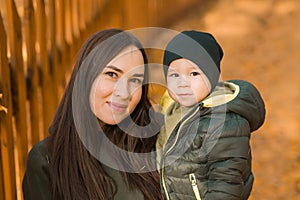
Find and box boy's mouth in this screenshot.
[177,93,193,97]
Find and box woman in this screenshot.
[22,29,164,200]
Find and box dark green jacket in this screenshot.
[22,139,144,200]
[157,80,265,200]
[22,137,51,200]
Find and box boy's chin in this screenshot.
[178,100,198,108]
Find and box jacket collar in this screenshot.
[202,81,240,108]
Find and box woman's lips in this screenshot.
[107,102,127,112]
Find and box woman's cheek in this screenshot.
[128,87,142,113]
[90,78,112,112]
[97,76,117,95]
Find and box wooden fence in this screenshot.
[0,0,199,199]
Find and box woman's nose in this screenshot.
[113,78,130,99]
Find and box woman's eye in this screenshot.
[105,71,118,78]
[190,72,200,76]
[130,78,143,84]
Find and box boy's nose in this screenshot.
[178,75,190,87]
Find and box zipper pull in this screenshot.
[189,173,202,200]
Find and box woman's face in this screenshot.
[89,46,145,125]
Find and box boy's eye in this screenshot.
[105,71,118,78]
[190,72,200,76]
[169,73,179,77]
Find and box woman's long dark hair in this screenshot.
[47,29,163,199]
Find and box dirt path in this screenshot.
[167,0,300,199]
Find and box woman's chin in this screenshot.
[98,115,129,126]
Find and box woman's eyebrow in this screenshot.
[105,65,123,73]
[106,65,144,77]
[132,73,144,77]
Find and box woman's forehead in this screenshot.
[104,46,145,74]
[110,46,141,62]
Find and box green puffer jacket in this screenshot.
[157,80,265,200]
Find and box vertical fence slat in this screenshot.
[24,0,40,146]
[36,0,56,137]
[64,0,74,74]
[55,0,69,89]
[70,0,79,63]
[72,0,80,40]
[48,0,59,101]
[78,0,86,35]
[6,0,28,187]
[55,0,63,55]
[0,12,17,200]
[73,0,84,60]
[57,0,71,77]
[0,150,4,200]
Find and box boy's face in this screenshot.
[167,58,211,107]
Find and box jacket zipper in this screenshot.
[189,173,201,200]
[161,107,200,200]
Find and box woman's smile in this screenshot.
[107,101,128,113]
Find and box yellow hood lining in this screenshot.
[202,82,240,108]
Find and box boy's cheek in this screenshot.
[167,80,177,89]
[167,88,178,101]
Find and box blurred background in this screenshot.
[0,0,299,199]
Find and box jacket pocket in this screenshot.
[189,173,202,200]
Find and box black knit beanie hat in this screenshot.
[163,30,224,92]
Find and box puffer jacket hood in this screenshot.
[202,80,265,132]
